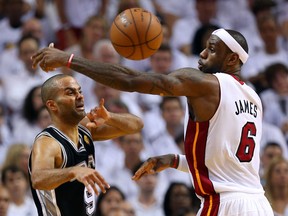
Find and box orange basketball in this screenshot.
[109,8,163,60]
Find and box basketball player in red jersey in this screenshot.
[31,29,273,215]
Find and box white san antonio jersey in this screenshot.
[184,73,264,198]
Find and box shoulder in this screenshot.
[33,134,61,153]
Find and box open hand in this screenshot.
[86,98,110,129]
[132,155,173,180]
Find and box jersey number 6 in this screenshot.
[236,122,256,162]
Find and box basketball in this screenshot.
[109,8,163,60]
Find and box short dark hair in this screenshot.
[226,29,249,55]
[17,34,40,49]
[264,63,288,88]
[160,96,183,110]
[41,74,70,105]
[1,165,27,184]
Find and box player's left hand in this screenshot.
[132,155,173,180]
[86,98,110,129]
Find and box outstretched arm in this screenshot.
[31,46,216,98]
[81,98,143,140]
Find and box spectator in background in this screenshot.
[163,182,200,216]
[241,14,288,93]
[264,157,288,216]
[12,105,51,146]
[0,35,55,129]
[260,142,284,185]
[0,17,49,80]
[260,63,288,142]
[130,162,164,216]
[261,120,288,159]
[0,0,25,53]
[145,97,184,157]
[170,0,223,55]
[1,166,37,216]
[54,0,108,50]
[0,104,13,166]
[21,17,47,47]
[95,186,126,216]
[0,184,10,216]
[1,144,30,178]
[242,0,278,56]
[106,132,147,200]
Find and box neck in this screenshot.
[138,192,156,206]
[53,120,79,145]
[166,124,182,138]
[125,156,141,171]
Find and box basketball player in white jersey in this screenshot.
[31,28,274,215]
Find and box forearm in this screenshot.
[105,113,143,133]
[71,57,139,91]
[70,57,174,95]
[31,167,75,190]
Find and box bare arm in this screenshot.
[80,99,143,140]
[31,47,217,98]
[31,136,109,195]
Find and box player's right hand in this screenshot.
[31,43,69,72]
[72,166,110,195]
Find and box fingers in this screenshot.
[31,43,54,70]
[132,160,156,180]
[81,170,110,196]
[32,52,45,69]
[99,98,105,107]
[93,172,110,194]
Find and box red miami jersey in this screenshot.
[184,73,264,198]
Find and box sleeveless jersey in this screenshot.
[28,125,96,216]
[184,73,264,199]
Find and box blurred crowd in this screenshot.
[0,0,288,215]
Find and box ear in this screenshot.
[46,100,57,112]
[227,53,239,66]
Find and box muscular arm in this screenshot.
[81,113,143,141]
[31,136,109,194]
[70,58,214,98]
[32,48,217,98]
[80,98,143,140]
[31,136,74,190]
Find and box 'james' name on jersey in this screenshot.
[234,99,258,118]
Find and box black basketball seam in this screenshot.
[112,18,135,58]
[129,8,144,59]
[146,26,162,50]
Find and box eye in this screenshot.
[209,47,215,52]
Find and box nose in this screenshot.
[76,91,84,100]
[199,48,207,59]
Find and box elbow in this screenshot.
[31,173,50,190]
[31,177,42,189]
